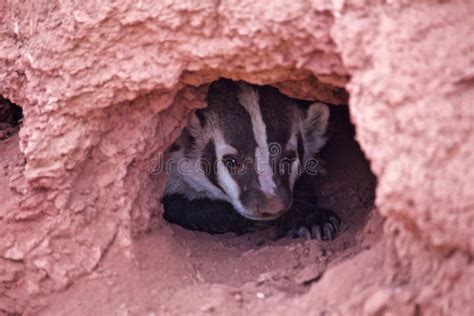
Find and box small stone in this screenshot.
[26,280,40,295]
[3,247,25,261]
[294,264,325,284]
[364,289,392,315]
[71,200,86,213]
[234,293,243,302]
[54,192,70,209]
[106,278,115,286]
[256,292,266,299]
[88,272,100,280]
[200,303,216,313]
[256,273,270,285]
[195,272,204,282]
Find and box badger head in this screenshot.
[166,79,329,221]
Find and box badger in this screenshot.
[162,79,340,240]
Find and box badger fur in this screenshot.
[162,79,340,239]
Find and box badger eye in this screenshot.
[223,155,238,170]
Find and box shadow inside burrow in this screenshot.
[0,96,23,141]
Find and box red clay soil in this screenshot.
[1,1,473,315]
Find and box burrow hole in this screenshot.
[0,96,23,141]
[158,79,376,247]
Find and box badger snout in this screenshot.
[240,189,289,220]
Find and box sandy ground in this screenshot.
[1,106,382,315]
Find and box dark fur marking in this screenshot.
[297,132,305,163]
[258,85,294,197]
[169,143,181,152]
[258,85,293,148]
[205,79,260,193]
[201,140,224,193]
[162,194,267,235]
[206,79,258,154]
[195,109,207,127]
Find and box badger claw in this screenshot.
[323,222,334,241]
[329,216,341,234]
[311,226,322,241]
[287,210,341,241]
[297,227,312,240]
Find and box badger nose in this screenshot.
[240,189,286,218]
[260,197,285,216]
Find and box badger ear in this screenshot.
[303,102,330,157]
[171,110,205,152]
[186,110,204,139]
[304,102,330,136]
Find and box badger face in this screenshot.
[165,79,329,221]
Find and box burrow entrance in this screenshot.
[116,81,379,313]
[0,78,378,314]
[0,96,23,141]
[158,80,376,248]
[31,80,380,315]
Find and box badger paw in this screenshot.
[286,209,341,241]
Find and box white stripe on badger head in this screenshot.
[285,132,297,151]
[212,129,247,214]
[238,83,276,195]
[289,159,300,189]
